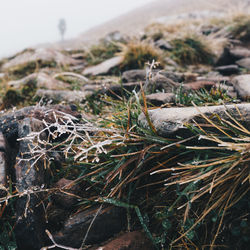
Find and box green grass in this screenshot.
[85,42,121,66]
[170,36,214,65]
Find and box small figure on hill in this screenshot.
[58,18,66,42]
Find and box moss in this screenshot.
[85,42,121,66]
[170,37,214,65]
[2,79,37,109]
[21,79,37,98]
[9,60,56,78]
[2,89,24,108]
[119,42,163,71]
[55,75,82,90]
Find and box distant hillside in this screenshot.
[57,0,245,49]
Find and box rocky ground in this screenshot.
[0,7,250,250]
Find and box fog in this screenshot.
[0,0,154,57]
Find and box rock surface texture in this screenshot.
[139,103,250,136]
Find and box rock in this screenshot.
[83,56,123,76]
[197,75,231,85]
[229,47,250,60]
[8,72,70,90]
[47,207,70,232]
[150,73,179,93]
[52,178,83,209]
[121,69,146,83]
[138,103,250,136]
[215,65,239,75]
[184,81,216,90]
[0,105,81,147]
[236,58,250,70]
[121,69,183,83]
[155,39,173,50]
[0,133,9,197]
[102,31,127,43]
[146,93,175,105]
[159,71,184,82]
[14,117,48,250]
[95,231,154,250]
[232,74,250,100]
[35,89,91,103]
[105,82,141,96]
[53,206,126,248]
[2,48,78,74]
[215,47,235,66]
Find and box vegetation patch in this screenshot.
[170,36,214,65]
[229,15,250,42]
[119,41,163,71]
[8,60,56,78]
[85,41,121,66]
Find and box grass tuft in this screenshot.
[170,36,214,65]
[118,41,163,71]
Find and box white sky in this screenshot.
[0,0,154,58]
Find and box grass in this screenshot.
[229,14,250,41]
[118,41,163,71]
[1,8,250,249]
[85,41,121,66]
[170,36,214,65]
[175,84,235,106]
[6,84,244,249]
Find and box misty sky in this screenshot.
[0,0,154,58]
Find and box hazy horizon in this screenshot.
[0,0,154,58]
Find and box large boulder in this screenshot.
[138,103,250,136]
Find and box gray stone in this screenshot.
[155,39,173,50]
[96,231,154,250]
[215,47,235,66]
[146,93,175,105]
[15,118,48,250]
[82,56,123,76]
[53,206,126,248]
[230,47,250,60]
[138,103,250,136]
[215,65,239,75]
[8,72,70,90]
[121,69,146,83]
[232,74,250,100]
[236,58,250,70]
[35,89,91,103]
[149,73,179,93]
[0,132,8,196]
